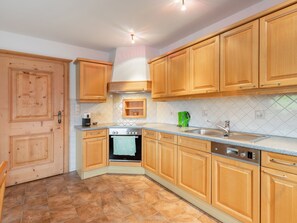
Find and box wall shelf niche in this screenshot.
[122,99,146,118]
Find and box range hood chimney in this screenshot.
[108,46,158,93]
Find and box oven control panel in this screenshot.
[109,127,142,135]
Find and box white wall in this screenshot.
[159,0,286,54]
[0,30,111,62]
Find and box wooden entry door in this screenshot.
[0,51,69,186]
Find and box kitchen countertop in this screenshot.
[75,123,297,157]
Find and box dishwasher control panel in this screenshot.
[211,142,260,164]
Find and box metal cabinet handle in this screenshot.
[270,158,296,167]
[239,85,256,89]
[58,111,62,124]
[262,170,287,178]
[88,131,102,135]
[260,82,281,87]
[162,136,172,139]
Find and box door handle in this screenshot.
[270,158,296,167]
[262,170,287,178]
[58,111,62,124]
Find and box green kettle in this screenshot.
[178,111,191,127]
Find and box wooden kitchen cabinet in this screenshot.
[150,57,168,98]
[189,36,220,94]
[260,3,297,88]
[76,129,107,179]
[167,48,190,96]
[212,155,260,223]
[177,146,211,203]
[83,137,107,170]
[158,141,177,184]
[220,20,259,91]
[261,167,297,223]
[75,58,112,103]
[261,152,297,223]
[142,136,158,174]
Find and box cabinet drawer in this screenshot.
[143,129,158,139]
[262,151,297,175]
[178,136,211,153]
[83,129,107,139]
[159,132,177,144]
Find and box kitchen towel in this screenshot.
[113,136,136,156]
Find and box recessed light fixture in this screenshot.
[181,0,187,11]
[131,33,135,44]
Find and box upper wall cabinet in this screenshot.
[260,4,297,88]
[168,48,190,96]
[150,57,168,98]
[74,58,112,103]
[189,36,220,94]
[220,20,259,91]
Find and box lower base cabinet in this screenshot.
[143,137,158,173]
[158,141,177,184]
[261,151,297,223]
[212,155,260,223]
[76,129,107,177]
[177,146,211,203]
[83,136,107,170]
[261,167,297,223]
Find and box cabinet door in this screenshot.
[177,146,211,203]
[150,57,167,98]
[83,137,107,170]
[220,20,259,91]
[260,4,297,88]
[212,155,260,223]
[168,48,190,96]
[143,137,158,173]
[190,36,219,94]
[158,142,177,184]
[78,61,107,101]
[261,167,297,223]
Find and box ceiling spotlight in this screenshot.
[131,33,135,44]
[181,0,187,11]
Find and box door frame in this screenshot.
[0,49,71,173]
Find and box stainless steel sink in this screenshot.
[185,128,267,142]
[185,128,224,136]
[220,132,267,142]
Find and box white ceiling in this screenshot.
[0,0,263,52]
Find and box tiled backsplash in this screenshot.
[157,94,297,138]
[69,93,297,171]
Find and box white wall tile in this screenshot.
[69,93,297,171]
[156,94,297,138]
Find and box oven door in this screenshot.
[109,135,142,161]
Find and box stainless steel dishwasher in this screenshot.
[211,142,261,223]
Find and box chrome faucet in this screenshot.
[216,120,230,136]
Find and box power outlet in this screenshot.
[255,110,265,119]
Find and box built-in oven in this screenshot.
[109,127,142,162]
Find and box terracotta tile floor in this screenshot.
[2,172,221,223]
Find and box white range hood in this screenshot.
[108,45,158,93]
